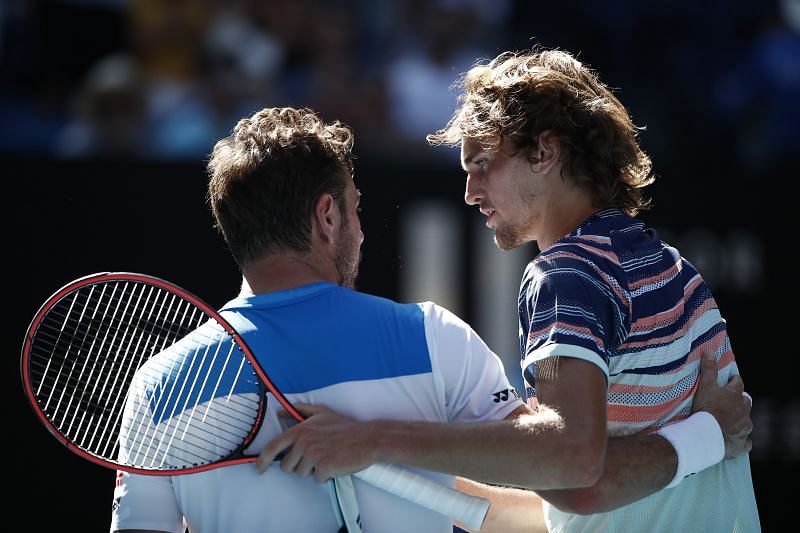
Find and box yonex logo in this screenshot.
[492,388,520,402]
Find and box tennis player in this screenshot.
[259,48,760,532]
[110,106,530,533]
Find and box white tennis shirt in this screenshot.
[111,283,523,533]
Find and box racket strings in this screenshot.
[31,282,200,456]
[91,286,192,457]
[121,389,261,468]
[28,279,264,469]
[123,332,261,468]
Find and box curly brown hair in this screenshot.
[208,107,355,268]
[428,48,654,215]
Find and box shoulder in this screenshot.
[417,301,471,331]
[521,240,631,312]
[316,287,426,325]
[538,236,619,269]
[523,240,613,290]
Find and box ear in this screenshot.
[312,192,340,244]
[531,129,561,174]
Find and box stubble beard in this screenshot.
[494,190,538,251]
[336,248,361,288]
[494,223,526,251]
[335,223,361,289]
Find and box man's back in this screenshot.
[112,282,522,532]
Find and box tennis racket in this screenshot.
[21,272,489,531]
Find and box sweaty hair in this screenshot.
[207,107,354,268]
[428,48,654,215]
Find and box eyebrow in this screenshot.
[461,149,484,171]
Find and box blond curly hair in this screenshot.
[428,48,654,215]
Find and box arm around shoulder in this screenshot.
[536,352,744,514]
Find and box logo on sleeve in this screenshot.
[492,388,520,403]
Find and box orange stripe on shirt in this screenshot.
[628,259,682,291]
[608,385,695,423]
[623,297,719,349]
[538,249,629,305]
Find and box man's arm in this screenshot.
[258,401,603,489]
[455,477,547,533]
[440,352,752,521]
[258,353,751,509]
[535,431,675,514]
[538,351,752,514]
[258,328,608,490]
[448,428,675,528]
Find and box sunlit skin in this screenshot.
[335,183,364,288]
[460,132,597,252]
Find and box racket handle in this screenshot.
[354,463,489,531]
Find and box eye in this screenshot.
[476,159,488,168]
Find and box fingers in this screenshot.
[277,443,305,473]
[313,466,331,484]
[294,402,326,418]
[277,408,295,419]
[298,459,331,484]
[257,403,337,474]
[260,440,332,484]
[698,351,719,386]
[742,391,753,407]
[725,374,745,395]
[257,431,325,480]
[275,403,328,422]
[256,431,296,473]
[283,449,332,484]
[293,454,318,478]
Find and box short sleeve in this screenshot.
[421,302,524,422]
[111,367,185,532]
[520,259,626,391]
[110,470,185,533]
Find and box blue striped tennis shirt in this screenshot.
[519,209,760,532]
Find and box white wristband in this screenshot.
[656,411,725,489]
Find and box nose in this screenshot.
[464,173,483,206]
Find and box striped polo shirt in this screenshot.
[519,209,760,532]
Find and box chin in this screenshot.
[494,232,524,251]
[494,222,535,250]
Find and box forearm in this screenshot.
[539,410,726,514]
[455,477,547,533]
[537,434,675,514]
[369,409,602,490]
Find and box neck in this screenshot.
[240,252,337,295]
[536,175,600,251]
[545,205,599,249]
